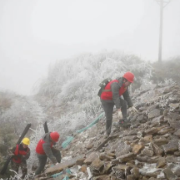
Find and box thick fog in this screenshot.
[0,0,180,95]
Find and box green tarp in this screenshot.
[61,112,104,149]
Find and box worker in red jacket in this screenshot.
[100,72,138,137]
[35,132,61,175]
[11,137,30,179]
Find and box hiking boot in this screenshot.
[113,121,121,128]
[119,120,130,128]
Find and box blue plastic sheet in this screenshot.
[51,168,71,178]
[61,136,74,149]
[62,176,69,180]
[76,112,104,133]
[51,171,63,178]
[61,112,104,149]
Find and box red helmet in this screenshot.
[50,132,60,142]
[123,72,134,83]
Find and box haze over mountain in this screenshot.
[0,0,180,95]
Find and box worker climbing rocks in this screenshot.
[100,72,138,137]
[10,137,30,179]
[35,131,61,175]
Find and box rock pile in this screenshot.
[37,84,180,180]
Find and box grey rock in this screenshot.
[163,168,176,180]
[148,109,161,119]
[162,139,178,154]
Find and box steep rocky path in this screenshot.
[36,84,180,180]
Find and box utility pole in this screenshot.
[155,0,171,62]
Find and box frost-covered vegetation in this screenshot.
[152,57,180,85]
[36,51,153,128]
[0,92,46,178]
[0,51,180,179]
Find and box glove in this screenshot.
[117,109,122,119]
[130,106,138,113]
[55,163,60,166]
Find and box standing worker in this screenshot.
[11,137,30,179]
[100,72,138,137]
[35,132,61,175]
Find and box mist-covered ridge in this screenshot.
[0,51,180,179]
[36,52,153,126]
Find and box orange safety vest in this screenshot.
[12,144,29,163]
[36,139,53,155]
[101,79,127,100]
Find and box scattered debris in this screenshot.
[36,84,180,180]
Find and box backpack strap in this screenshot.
[102,78,123,93]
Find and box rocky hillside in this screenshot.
[35,83,180,180]
[1,54,180,180]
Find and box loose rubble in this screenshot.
[36,84,180,180]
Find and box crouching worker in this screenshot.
[11,137,30,179]
[35,132,61,175]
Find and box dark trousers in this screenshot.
[101,98,127,135]
[11,160,27,179]
[35,148,61,175]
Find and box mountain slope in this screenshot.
[38,83,180,180]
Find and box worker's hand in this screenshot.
[55,163,60,166]
[117,109,122,119]
[130,106,138,113]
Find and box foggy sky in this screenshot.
[0,0,180,95]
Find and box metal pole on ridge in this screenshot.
[155,0,172,62]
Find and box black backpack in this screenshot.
[97,78,112,97]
